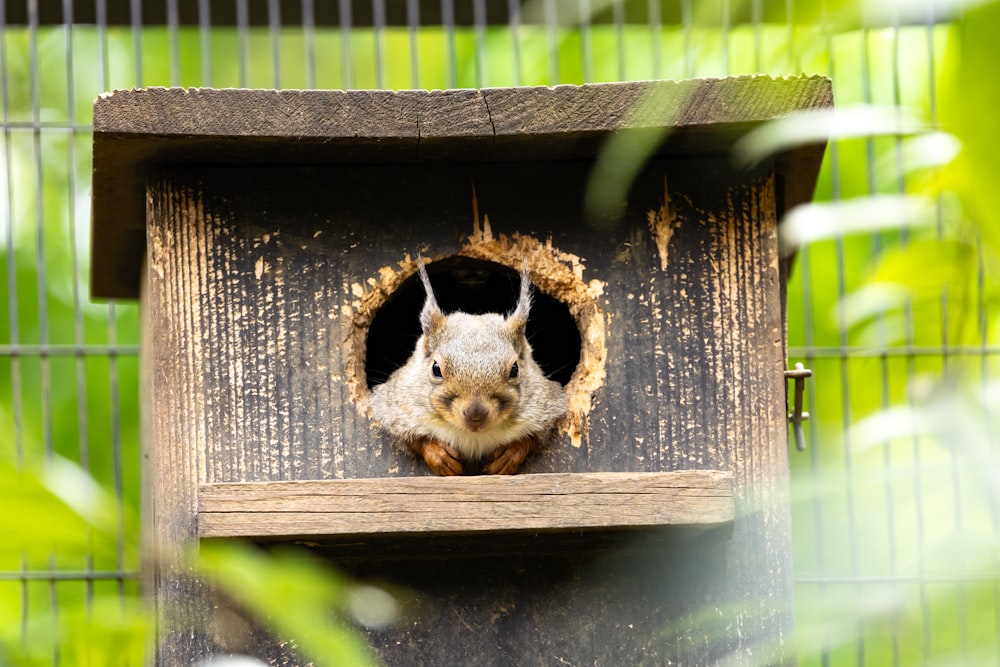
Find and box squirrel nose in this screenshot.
[463,400,490,430]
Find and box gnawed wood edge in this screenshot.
[198,470,734,538]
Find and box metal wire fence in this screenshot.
[1,1,994,665]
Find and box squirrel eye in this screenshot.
[431,361,443,379]
[509,361,519,380]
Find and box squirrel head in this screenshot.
[415,259,532,435]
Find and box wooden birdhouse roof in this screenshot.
[90,75,832,299]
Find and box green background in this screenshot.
[2,1,998,664]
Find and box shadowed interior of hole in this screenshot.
[365,256,582,389]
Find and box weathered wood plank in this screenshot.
[93,87,495,141]
[484,75,831,136]
[94,78,832,141]
[145,180,222,663]
[202,469,732,498]
[197,471,735,538]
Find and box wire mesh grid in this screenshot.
[0,1,994,665]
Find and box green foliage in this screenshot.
[0,459,145,666]
[0,457,134,567]
[198,543,385,667]
[768,2,1000,665]
[2,2,1000,665]
[944,1,1000,267]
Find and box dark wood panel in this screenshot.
[143,153,795,664]
[144,158,784,477]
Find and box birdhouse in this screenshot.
[91,76,832,666]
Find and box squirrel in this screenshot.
[369,259,567,475]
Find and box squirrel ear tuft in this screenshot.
[507,261,532,338]
[417,258,445,340]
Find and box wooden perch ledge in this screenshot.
[197,470,734,539]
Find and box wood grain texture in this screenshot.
[131,75,832,667]
[143,155,796,665]
[197,471,734,538]
[92,76,832,298]
[144,182,233,663]
[94,78,830,140]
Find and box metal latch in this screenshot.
[785,363,812,452]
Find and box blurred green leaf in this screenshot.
[870,238,973,292]
[584,83,701,225]
[0,457,131,568]
[584,125,669,226]
[54,596,147,667]
[781,195,935,250]
[198,543,384,667]
[0,593,146,667]
[837,282,911,331]
[0,458,145,665]
[943,1,1000,262]
[837,238,977,344]
[848,0,990,28]
[733,105,926,168]
[888,132,961,173]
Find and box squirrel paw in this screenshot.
[408,437,463,476]
[482,437,539,475]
